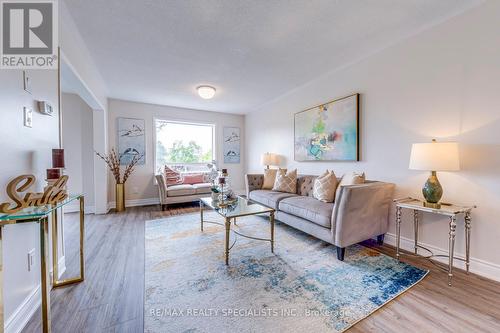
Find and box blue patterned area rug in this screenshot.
[145,212,428,333]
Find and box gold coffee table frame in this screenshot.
[199,196,275,265]
[0,195,85,333]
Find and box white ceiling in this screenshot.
[64,0,482,114]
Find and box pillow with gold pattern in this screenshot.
[262,168,287,190]
[272,169,297,194]
[313,170,339,203]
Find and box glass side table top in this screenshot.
[201,196,274,218]
[394,197,476,216]
[0,194,83,222]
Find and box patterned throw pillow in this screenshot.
[313,170,338,203]
[335,171,366,201]
[272,169,297,194]
[164,166,183,186]
[262,168,287,190]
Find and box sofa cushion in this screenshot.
[192,182,212,194]
[167,184,196,197]
[279,196,334,228]
[249,190,298,209]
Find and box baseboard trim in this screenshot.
[107,191,245,211]
[384,233,500,282]
[5,285,41,333]
[64,203,95,214]
[58,255,66,279]
[108,197,160,210]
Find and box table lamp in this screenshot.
[409,139,460,209]
[261,153,279,169]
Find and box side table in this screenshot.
[0,194,85,333]
[394,197,476,286]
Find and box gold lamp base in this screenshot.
[423,201,441,209]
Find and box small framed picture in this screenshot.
[23,71,32,94]
[24,107,33,128]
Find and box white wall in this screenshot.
[107,99,245,204]
[61,93,95,210]
[0,69,60,328]
[245,1,500,280]
[0,3,109,331]
[60,0,109,214]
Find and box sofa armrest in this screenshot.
[155,174,168,204]
[245,174,264,197]
[332,181,395,248]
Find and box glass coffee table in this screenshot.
[199,196,275,265]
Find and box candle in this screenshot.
[47,168,61,180]
[52,149,65,168]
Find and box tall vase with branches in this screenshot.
[96,148,143,212]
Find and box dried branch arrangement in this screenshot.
[95,148,143,183]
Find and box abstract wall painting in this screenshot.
[118,117,146,165]
[294,93,359,161]
[223,127,240,163]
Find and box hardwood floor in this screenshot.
[23,203,500,332]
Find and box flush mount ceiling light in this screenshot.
[197,85,216,99]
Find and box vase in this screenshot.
[115,183,125,212]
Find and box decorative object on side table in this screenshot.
[0,175,69,214]
[409,139,460,209]
[96,148,143,212]
[47,148,67,191]
[394,197,475,286]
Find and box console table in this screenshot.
[394,197,476,286]
[0,194,85,333]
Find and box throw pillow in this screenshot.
[335,171,366,200]
[182,173,204,185]
[313,170,338,203]
[272,169,297,194]
[262,168,287,190]
[164,166,183,186]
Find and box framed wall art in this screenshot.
[117,117,146,165]
[223,127,240,163]
[294,93,359,161]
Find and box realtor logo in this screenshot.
[1,0,58,68]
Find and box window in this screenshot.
[155,119,214,173]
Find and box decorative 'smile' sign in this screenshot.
[0,175,69,214]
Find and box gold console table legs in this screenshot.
[0,216,52,333]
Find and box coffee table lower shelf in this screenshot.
[199,197,275,265]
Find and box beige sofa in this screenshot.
[245,174,395,260]
[156,174,212,210]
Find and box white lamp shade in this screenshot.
[409,142,460,171]
[261,153,279,166]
